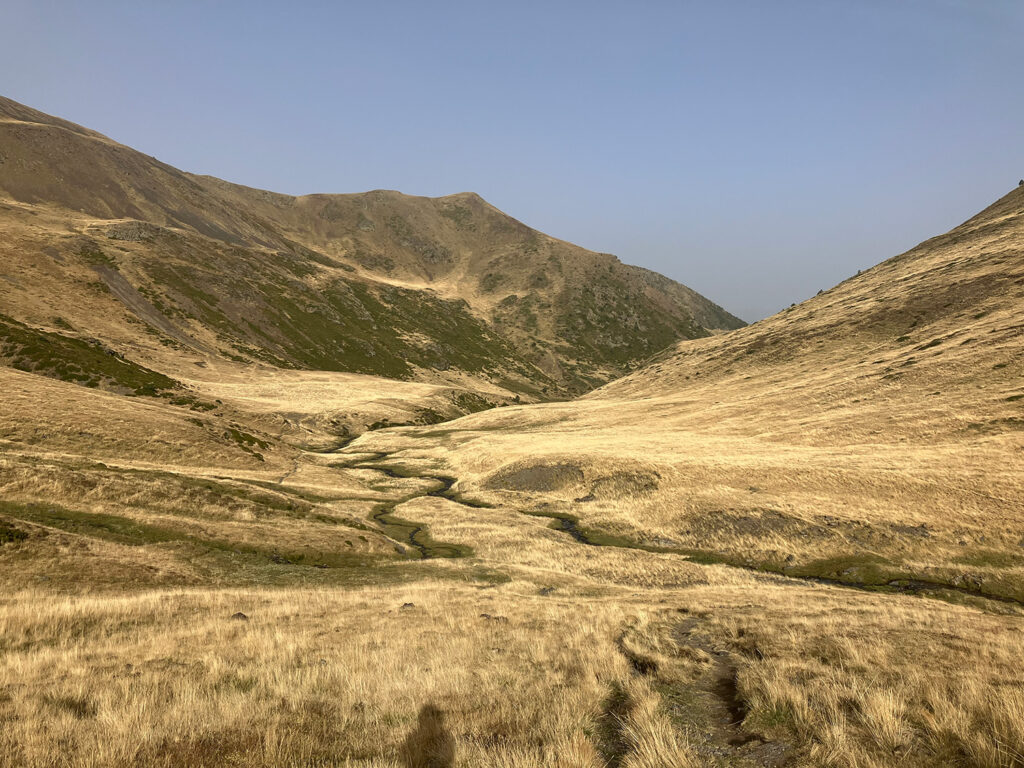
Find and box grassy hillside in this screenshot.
[0,313,178,396]
[0,94,742,398]
[1,355,1021,767]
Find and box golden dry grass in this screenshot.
[4,368,1020,766]
[1,578,1022,767]
[1,107,1023,765]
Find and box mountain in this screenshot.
[0,94,743,416]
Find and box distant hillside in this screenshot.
[0,94,743,401]
[597,183,1024,410]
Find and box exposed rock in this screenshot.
[891,522,931,538]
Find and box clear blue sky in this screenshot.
[3,1,1022,321]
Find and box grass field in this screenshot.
[1,344,1022,766]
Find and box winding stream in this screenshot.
[331,452,487,559]
[330,448,1024,608]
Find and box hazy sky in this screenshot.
[3,1,1022,321]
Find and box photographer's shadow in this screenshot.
[401,703,455,768]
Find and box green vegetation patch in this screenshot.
[0,520,28,545]
[224,427,269,450]
[141,245,541,380]
[552,270,708,368]
[79,246,119,271]
[0,313,179,396]
[952,548,1024,569]
[93,464,330,519]
[0,500,377,570]
[371,505,472,560]
[439,203,475,230]
[782,553,896,585]
[1,502,183,547]
[520,509,672,553]
[518,509,1024,605]
[452,391,497,414]
[167,394,218,411]
[385,214,452,264]
[414,407,447,425]
[479,272,506,293]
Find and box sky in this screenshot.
[2,1,1023,321]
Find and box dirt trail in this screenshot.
[659,617,792,766]
[593,681,634,768]
[603,619,791,767]
[673,619,749,739]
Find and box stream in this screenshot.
[329,448,1024,609]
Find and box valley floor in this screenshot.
[2,406,1022,768]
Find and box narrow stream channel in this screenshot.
[330,448,1024,608]
[332,452,483,559]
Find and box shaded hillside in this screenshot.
[195,182,745,389]
[0,95,743,396]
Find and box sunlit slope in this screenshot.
[0,95,742,396]
[596,184,1024,430]
[354,185,1024,598]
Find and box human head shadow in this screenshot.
[401,703,455,768]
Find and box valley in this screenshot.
[0,96,1022,768]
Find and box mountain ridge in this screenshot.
[0,94,743,405]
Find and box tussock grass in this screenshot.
[2,581,1022,766]
[0,585,645,767]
